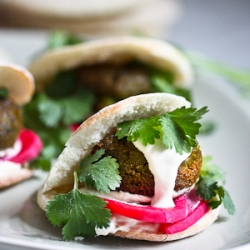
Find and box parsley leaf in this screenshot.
[196,156,235,215]
[46,172,111,240]
[78,149,121,193]
[116,106,208,154]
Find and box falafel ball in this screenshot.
[0,98,22,150]
[92,131,202,197]
[76,63,151,102]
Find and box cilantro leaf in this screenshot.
[46,172,111,241]
[23,95,72,170]
[223,189,236,216]
[199,155,226,183]
[151,75,192,102]
[47,30,83,50]
[116,106,208,154]
[38,94,63,127]
[0,87,8,99]
[29,157,51,171]
[78,149,121,193]
[45,70,77,98]
[184,50,250,97]
[196,179,220,203]
[196,156,235,215]
[160,114,191,154]
[23,87,95,168]
[60,89,95,126]
[199,120,217,135]
[116,116,161,146]
[37,90,95,128]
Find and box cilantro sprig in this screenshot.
[46,149,120,240]
[46,172,111,240]
[116,106,208,154]
[196,156,235,215]
[37,90,95,127]
[23,83,95,170]
[78,149,121,193]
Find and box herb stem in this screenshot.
[73,171,79,190]
[185,50,250,92]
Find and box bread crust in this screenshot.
[29,36,193,92]
[0,64,34,105]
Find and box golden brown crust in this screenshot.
[0,64,35,105]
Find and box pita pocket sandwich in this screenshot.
[37,93,234,242]
[0,64,42,188]
[26,36,194,161]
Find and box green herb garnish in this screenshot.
[116,106,208,154]
[47,30,83,50]
[151,75,192,102]
[199,120,217,135]
[23,84,95,170]
[46,172,111,240]
[196,156,235,215]
[0,87,8,99]
[78,149,121,193]
[184,50,250,97]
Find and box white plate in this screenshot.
[0,76,250,250]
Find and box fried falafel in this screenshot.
[0,97,22,150]
[92,130,202,197]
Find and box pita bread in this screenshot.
[0,162,33,189]
[37,93,220,241]
[0,64,35,188]
[0,1,181,38]
[112,207,220,241]
[0,0,143,19]
[29,36,193,92]
[0,64,35,105]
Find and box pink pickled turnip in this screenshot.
[105,189,203,224]
[8,129,42,164]
[160,200,209,234]
[105,195,187,223]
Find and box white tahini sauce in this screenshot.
[0,161,22,178]
[95,214,160,236]
[133,139,190,208]
[0,139,22,159]
[79,187,152,204]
